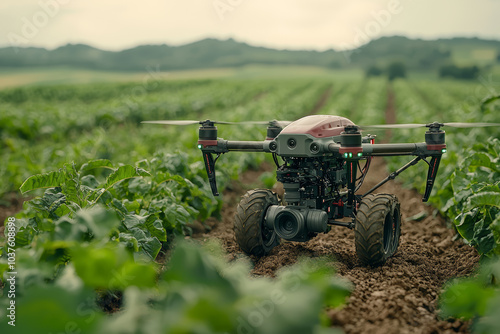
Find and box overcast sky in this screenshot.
[0,0,499,51]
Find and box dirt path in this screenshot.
[384,83,396,142]
[311,84,333,114]
[195,84,480,334]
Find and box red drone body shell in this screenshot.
[280,115,355,138]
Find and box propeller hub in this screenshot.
[343,125,361,134]
[340,125,362,152]
[199,122,217,141]
[426,122,444,132]
[200,120,216,127]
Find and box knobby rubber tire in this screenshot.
[354,193,401,266]
[234,189,281,257]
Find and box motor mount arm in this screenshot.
[226,141,266,151]
[328,142,432,156]
[198,139,267,196]
[328,131,446,202]
[198,138,266,152]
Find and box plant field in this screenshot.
[1,73,499,333]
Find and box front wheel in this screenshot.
[354,193,401,266]
[234,189,281,257]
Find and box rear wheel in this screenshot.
[354,194,401,266]
[234,189,281,256]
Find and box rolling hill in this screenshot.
[0,36,498,72]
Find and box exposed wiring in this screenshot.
[355,157,372,192]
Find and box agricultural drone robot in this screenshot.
[144,115,498,265]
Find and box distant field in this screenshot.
[2,65,499,91]
[0,66,365,90]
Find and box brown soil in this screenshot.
[0,193,27,232]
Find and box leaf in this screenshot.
[122,199,141,213]
[118,233,139,252]
[440,280,495,319]
[467,192,500,209]
[28,188,66,218]
[111,198,129,215]
[472,183,500,194]
[129,227,162,260]
[0,285,101,334]
[277,258,352,309]
[71,244,157,289]
[104,165,139,189]
[455,210,478,241]
[54,217,88,242]
[480,94,500,111]
[145,215,167,242]
[471,216,496,256]
[81,174,100,188]
[137,237,161,260]
[14,218,38,247]
[74,207,121,240]
[79,159,114,172]
[96,287,163,334]
[62,177,80,207]
[467,153,500,173]
[162,241,230,288]
[475,294,500,334]
[490,216,500,255]
[93,166,151,204]
[128,177,151,196]
[154,171,188,188]
[123,214,144,229]
[20,169,68,194]
[0,261,9,278]
[405,211,428,222]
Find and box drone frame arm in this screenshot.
[200,138,444,201]
[329,141,445,202]
[359,154,442,202]
[362,156,422,198]
[226,141,266,151]
[198,139,266,153]
[328,142,430,156]
[198,139,267,196]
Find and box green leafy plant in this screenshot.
[441,138,500,256]
[440,258,500,334]
[1,238,351,334]
[8,155,218,263]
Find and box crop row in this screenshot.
[0,78,336,197]
[390,80,499,254]
[389,80,500,332]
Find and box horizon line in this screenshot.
[1,34,499,53]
